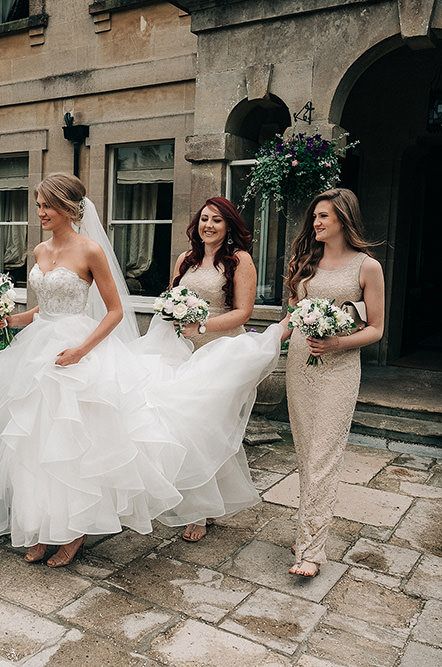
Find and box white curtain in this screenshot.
[0,191,27,270]
[0,0,17,22]
[116,183,158,278]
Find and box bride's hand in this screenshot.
[279,314,292,342]
[55,347,84,366]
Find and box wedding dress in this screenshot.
[0,247,281,546]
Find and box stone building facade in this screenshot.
[1,0,441,369]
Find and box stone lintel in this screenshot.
[0,129,48,153]
[0,54,196,108]
[173,0,373,34]
[185,132,254,162]
[398,0,438,48]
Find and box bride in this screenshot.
[0,173,282,567]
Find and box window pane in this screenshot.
[230,165,286,306]
[0,154,28,288]
[113,222,171,297]
[0,0,29,23]
[111,143,174,297]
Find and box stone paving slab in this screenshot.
[219,539,347,603]
[0,549,91,614]
[392,498,442,556]
[158,525,253,568]
[324,576,422,631]
[369,465,429,493]
[57,586,176,648]
[251,467,286,491]
[220,587,326,654]
[296,656,346,667]
[214,501,285,532]
[20,628,156,666]
[107,554,254,622]
[347,566,401,590]
[404,554,442,600]
[322,610,408,648]
[250,441,298,475]
[340,446,394,484]
[263,474,413,526]
[399,641,442,667]
[91,530,162,565]
[0,599,66,663]
[410,598,442,647]
[343,538,420,576]
[149,618,292,666]
[306,625,401,666]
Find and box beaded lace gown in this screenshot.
[286,253,367,565]
[0,264,281,545]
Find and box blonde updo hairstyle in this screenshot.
[34,173,86,225]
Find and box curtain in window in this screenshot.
[116,183,158,278]
[0,0,18,22]
[0,191,27,269]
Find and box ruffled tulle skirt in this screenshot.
[0,313,281,546]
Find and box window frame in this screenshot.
[0,151,29,304]
[107,141,174,313]
[226,159,283,315]
[0,0,47,37]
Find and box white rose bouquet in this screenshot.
[0,273,16,349]
[288,297,355,366]
[153,286,210,337]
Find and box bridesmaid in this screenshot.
[172,196,257,541]
[281,188,384,577]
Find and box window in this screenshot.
[0,154,28,289]
[227,160,286,307]
[108,141,174,301]
[0,0,28,23]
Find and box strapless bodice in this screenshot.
[29,264,90,316]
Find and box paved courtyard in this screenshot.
[1,428,441,666]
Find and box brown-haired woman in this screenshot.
[281,188,384,577]
[172,196,258,541]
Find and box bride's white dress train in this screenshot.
[0,264,281,546]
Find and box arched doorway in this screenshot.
[336,43,442,369]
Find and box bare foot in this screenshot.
[289,560,320,577]
[182,523,207,542]
[24,543,47,563]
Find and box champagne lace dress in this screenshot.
[286,253,367,565]
[179,264,245,349]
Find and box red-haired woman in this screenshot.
[172,197,258,541]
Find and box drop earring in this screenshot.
[227,231,234,245]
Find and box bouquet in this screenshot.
[0,273,16,349]
[288,298,355,366]
[153,286,209,337]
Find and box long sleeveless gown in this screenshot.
[0,264,281,545]
[154,263,260,524]
[286,253,367,565]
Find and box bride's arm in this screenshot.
[55,244,123,366]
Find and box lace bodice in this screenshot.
[180,264,230,316]
[179,263,245,349]
[29,264,90,315]
[298,253,366,304]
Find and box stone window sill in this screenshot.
[89,0,160,15]
[0,12,48,36]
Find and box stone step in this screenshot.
[351,409,442,448]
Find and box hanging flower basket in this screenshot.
[242,132,358,212]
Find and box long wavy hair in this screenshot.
[173,197,252,308]
[287,188,374,299]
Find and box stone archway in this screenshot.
[329,41,442,368]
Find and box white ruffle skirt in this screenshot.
[0,313,281,546]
